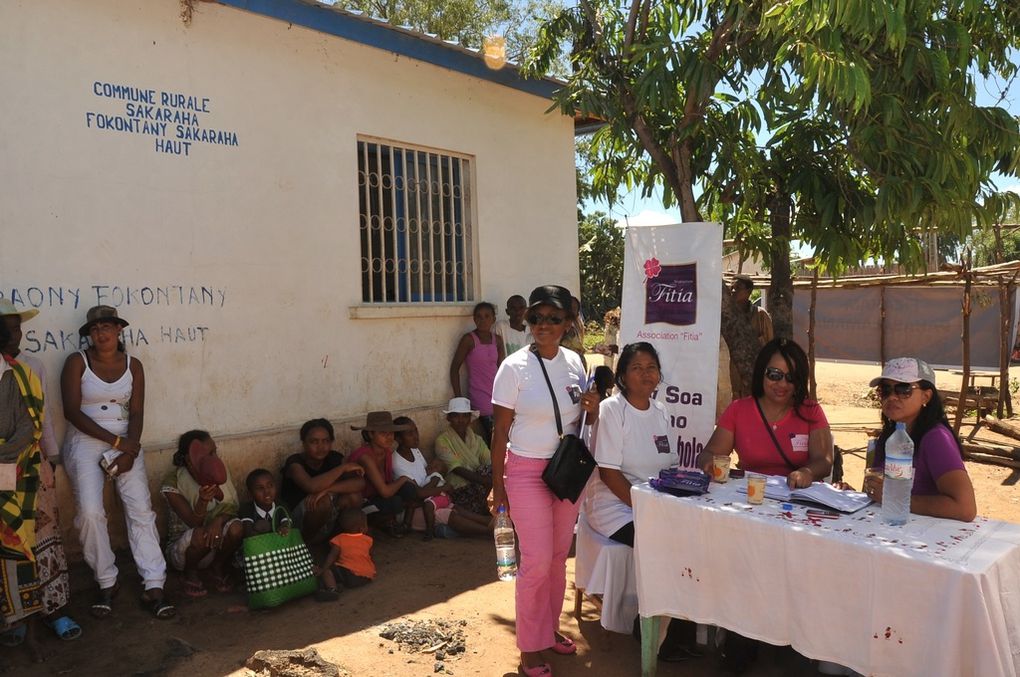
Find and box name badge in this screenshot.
[566,384,582,404]
[653,435,672,454]
[790,434,809,454]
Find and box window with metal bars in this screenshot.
[358,138,474,303]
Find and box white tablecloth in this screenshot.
[632,481,1020,677]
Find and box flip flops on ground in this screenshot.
[0,624,26,647]
[143,595,177,619]
[183,579,208,598]
[90,582,120,619]
[44,616,82,641]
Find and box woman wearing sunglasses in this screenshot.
[861,358,976,522]
[490,285,600,677]
[698,338,833,673]
[698,338,833,489]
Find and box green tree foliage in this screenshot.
[527,1,1020,357]
[336,0,564,66]
[578,211,625,323]
[969,202,1020,265]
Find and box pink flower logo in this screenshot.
[644,257,661,279]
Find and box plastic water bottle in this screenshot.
[882,423,914,526]
[494,505,517,581]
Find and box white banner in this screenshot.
[620,222,722,469]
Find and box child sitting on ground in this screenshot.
[238,468,291,537]
[160,430,243,597]
[393,416,493,540]
[316,509,375,601]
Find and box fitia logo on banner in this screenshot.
[644,258,697,325]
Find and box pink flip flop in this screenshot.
[549,635,577,655]
[519,663,552,676]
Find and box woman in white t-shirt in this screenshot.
[587,342,699,661]
[490,285,599,677]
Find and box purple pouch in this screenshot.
[650,468,711,496]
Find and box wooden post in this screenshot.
[879,286,887,366]
[998,279,1010,418]
[953,254,973,436]
[808,269,818,401]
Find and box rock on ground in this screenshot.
[245,648,349,677]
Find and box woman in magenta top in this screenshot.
[699,338,833,488]
[449,301,505,444]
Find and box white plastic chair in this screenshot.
[573,512,638,634]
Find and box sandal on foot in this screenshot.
[518,663,552,677]
[550,635,577,655]
[90,583,119,619]
[314,587,340,602]
[0,624,26,647]
[44,616,82,641]
[211,574,233,593]
[144,595,177,619]
[183,579,208,598]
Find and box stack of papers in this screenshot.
[737,475,872,513]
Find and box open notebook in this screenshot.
[737,475,873,513]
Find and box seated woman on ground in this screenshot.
[315,509,376,601]
[281,419,365,544]
[239,468,291,537]
[160,430,243,597]
[393,416,492,540]
[862,357,977,522]
[349,411,419,537]
[434,397,492,518]
[587,343,698,661]
[697,337,833,488]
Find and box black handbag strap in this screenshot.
[754,398,797,471]
[532,345,564,437]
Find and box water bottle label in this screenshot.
[885,458,913,480]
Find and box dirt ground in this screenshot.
[4,361,1017,677]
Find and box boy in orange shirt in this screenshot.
[316,509,375,600]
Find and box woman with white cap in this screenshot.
[862,357,976,522]
[60,306,173,619]
[434,396,492,517]
[490,285,600,677]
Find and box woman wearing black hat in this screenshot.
[490,285,600,676]
[60,306,174,619]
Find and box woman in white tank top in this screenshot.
[60,306,174,620]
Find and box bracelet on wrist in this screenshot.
[112,436,121,450]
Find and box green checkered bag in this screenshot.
[242,507,317,609]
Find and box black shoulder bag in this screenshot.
[754,399,798,472]
[533,346,595,503]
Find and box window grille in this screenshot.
[358,138,474,303]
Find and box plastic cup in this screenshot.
[746,474,765,504]
[711,455,731,483]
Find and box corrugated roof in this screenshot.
[216,0,565,100]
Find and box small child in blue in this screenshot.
[238,468,291,538]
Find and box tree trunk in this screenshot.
[767,191,794,339]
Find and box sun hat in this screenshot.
[350,411,412,432]
[78,305,129,337]
[0,299,39,322]
[442,397,479,418]
[187,438,227,500]
[868,357,937,387]
[527,285,572,312]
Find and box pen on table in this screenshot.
[806,509,840,519]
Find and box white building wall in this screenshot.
[0,0,578,554]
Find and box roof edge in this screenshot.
[214,0,563,100]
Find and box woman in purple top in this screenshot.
[449,302,505,444]
[862,357,977,522]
